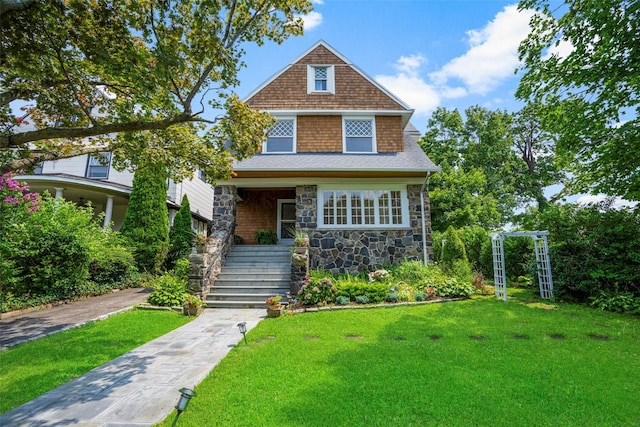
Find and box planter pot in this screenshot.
[195,244,206,254]
[266,306,283,318]
[183,304,203,317]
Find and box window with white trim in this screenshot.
[307,65,335,94]
[264,118,295,153]
[344,118,376,153]
[86,152,111,179]
[319,188,408,228]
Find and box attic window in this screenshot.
[307,65,334,94]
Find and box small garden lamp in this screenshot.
[171,387,196,427]
[237,321,248,345]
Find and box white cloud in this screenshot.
[543,38,575,60]
[300,11,323,31]
[312,0,324,4]
[375,54,440,116]
[430,5,534,95]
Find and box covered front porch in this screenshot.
[233,187,296,245]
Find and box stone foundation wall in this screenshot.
[296,184,433,275]
[189,186,238,295]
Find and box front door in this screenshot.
[277,199,296,244]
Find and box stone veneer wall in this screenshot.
[296,184,433,275]
[189,186,238,295]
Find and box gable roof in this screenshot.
[244,40,414,116]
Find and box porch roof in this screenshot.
[232,124,439,174]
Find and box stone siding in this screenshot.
[296,185,433,275]
[189,186,237,295]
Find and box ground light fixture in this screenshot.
[171,387,196,427]
[237,321,248,345]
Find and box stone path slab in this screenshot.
[0,308,265,426]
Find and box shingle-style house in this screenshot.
[213,41,439,274]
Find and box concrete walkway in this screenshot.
[0,307,265,426]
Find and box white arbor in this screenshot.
[490,231,554,301]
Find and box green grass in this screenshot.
[0,309,190,414]
[161,294,640,426]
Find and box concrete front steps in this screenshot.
[206,245,291,309]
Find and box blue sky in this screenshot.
[235,0,535,133]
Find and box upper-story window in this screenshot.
[343,118,376,153]
[307,65,334,94]
[86,152,111,179]
[264,118,296,153]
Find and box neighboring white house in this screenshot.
[18,153,213,234]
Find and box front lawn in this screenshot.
[0,309,190,414]
[161,295,640,426]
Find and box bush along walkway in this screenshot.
[0,308,264,426]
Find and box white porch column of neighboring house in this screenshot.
[103,195,114,228]
[54,187,65,199]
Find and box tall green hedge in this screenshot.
[120,162,169,273]
[167,194,193,269]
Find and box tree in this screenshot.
[511,102,565,211]
[420,107,519,229]
[166,194,194,269]
[119,162,169,273]
[517,0,639,201]
[0,0,312,179]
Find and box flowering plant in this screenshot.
[1,172,40,218]
[368,268,391,283]
[265,295,282,307]
[297,276,337,306]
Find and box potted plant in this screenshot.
[183,294,204,316]
[193,233,211,253]
[293,228,309,247]
[265,295,283,318]
[254,229,278,245]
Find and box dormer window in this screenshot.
[307,65,334,94]
[264,118,296,153]
[343,118,376,153]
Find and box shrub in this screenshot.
[166,194,194,269]
[355,295,370,304]
[335,295,350,305]
[390,260,429,284]
[393,282,414,301]
[441,226,471,280]
[147,274,187,307]
[589,290,640,314]
[88,234,136,289]
[383,293,399,303]
[298,276,336,306]
[335,280,388,304]
[459,226,492,276]
[434,278,476,298]
[120,162,169,273]
[524,201,640,302]
[414,292,427,302]
[173,258,191,283]
[254,229,278,245]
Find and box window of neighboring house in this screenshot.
[318,188,408,228]
[198,169,206,182]
[264,118,295,153]
[307,65,335,94]
[33,162,43,174]
[343,118,376,153]
[86,152,111,179]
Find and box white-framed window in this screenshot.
[86,152,111,179]
[198,169,206,182]
[264,118,296,153]
[307,65,335,94]
[318,187,408,228]
[343,117,376,153]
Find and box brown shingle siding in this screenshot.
[246,46,407,111]
[375,116,404,152]
[297,116,342,152]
